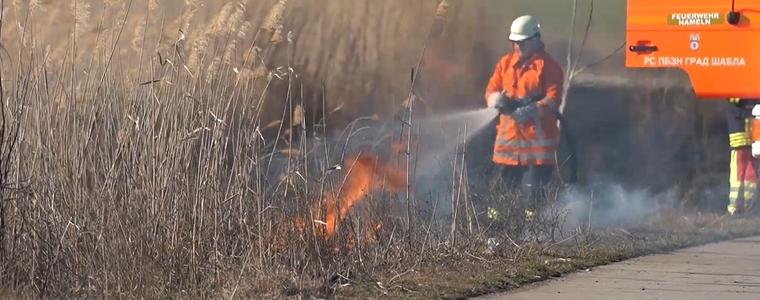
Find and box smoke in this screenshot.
[555,178,678,229]
[406,108,499,214]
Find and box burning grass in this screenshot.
[321,153,406,239]
[0,1,482,297]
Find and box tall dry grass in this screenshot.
[0,0,732,297]
[0,1,574,298]
[2,0,492,121]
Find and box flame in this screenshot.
[322,153,405,238]
[391,138,406,155]
[391,137,418,157]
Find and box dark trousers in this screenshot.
[498,165,554,205]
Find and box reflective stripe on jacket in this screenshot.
[726,98,760,148]
[484,50,564,166]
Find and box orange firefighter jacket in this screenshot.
[484,50,564,166]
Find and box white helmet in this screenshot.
[509,15,540,42]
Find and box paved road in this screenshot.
[476,236,760,300]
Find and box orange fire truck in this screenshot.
[626,0,760,214]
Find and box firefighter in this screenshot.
[484,15,564,204]
[726,97,760,215]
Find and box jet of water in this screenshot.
[419,107,498,143]
[410,108,498,205]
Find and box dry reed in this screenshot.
[0,0,723,298]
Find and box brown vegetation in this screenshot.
[0,0,737,298]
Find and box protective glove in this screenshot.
[487,92,508,109]
[753,104,760,117]
[488,92,525,114]
[512,102,538,124]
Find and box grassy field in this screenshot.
[335,215,760,299]
[0,0,741,298]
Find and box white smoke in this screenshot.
[556,179,678,229]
